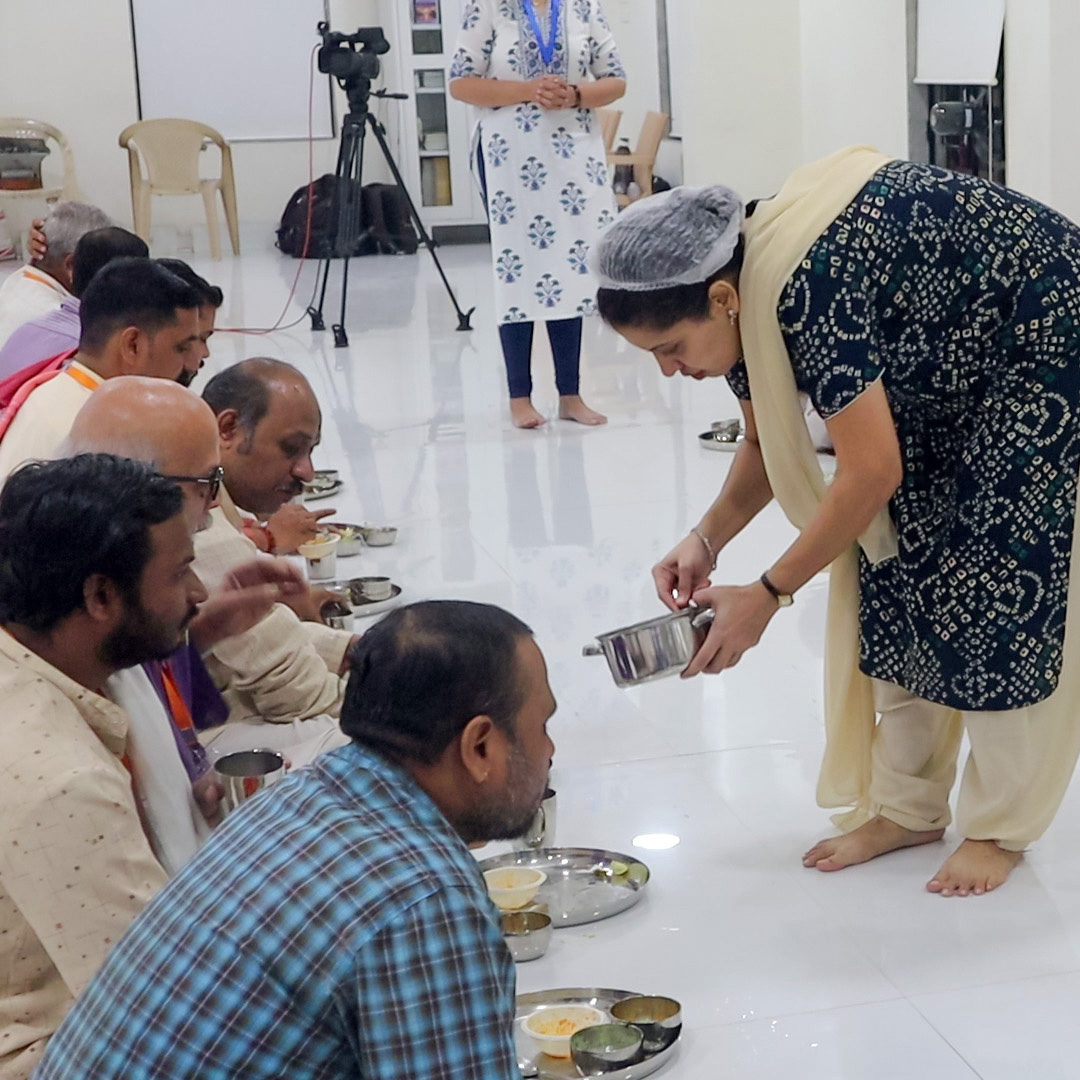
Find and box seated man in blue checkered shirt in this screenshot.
[36,600,557,1080]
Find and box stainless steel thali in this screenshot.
[479,848,649,927]
[516,987,680,1080]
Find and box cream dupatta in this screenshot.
[739,146,899,826]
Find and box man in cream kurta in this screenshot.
[0,632,167,1079]
[195,359,355,761]
[194,487,351,765]
[0,455,209,1078]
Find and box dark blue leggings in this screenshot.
[477,141,583,399]
[498,318,582,399]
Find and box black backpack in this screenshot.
[276,175,418,259]
[362,183,419,255]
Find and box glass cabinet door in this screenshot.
[414,68,452,207]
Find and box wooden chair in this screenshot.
[596,108,622,152]
[606,110,669,207]
[118,119,240,259]
[0,118,80,207]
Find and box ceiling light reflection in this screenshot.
[632,832,681,850]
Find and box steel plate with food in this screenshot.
[478,848,649,927]
[515,988,681,1080]
[302,470,344,502]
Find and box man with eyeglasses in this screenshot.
[64,378,309,873]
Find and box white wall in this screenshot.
[681,0,804,197]
[681,0,907,198]
[1005,0,1080,223]
[799,0,909,163]
[0,0,384,230]
[600,0,662,149]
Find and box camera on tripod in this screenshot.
[317,22,390,92]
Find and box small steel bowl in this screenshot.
[583,608,714,688]
[609,995,682,1053]
[360,524,398,547]
[320,597,354,631]
[500,910,552,962]
[328,523,364,557]
[570,1022,644,1074]
[350,575,392,602]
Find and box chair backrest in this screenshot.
[596,108,622,152]
[0,117,78,198]
[118,118,227,194]
[633,111,670,163]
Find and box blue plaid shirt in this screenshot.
[35,743,519,1079]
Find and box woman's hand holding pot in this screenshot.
[653,534,714,611]
[681,583,778,676]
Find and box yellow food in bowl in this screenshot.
[523,1005,607,1059]
[532,1017,587,1037]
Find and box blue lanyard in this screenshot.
[522,0,561,68]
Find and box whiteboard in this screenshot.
[130,0,335,141]
[915,0,1005,85]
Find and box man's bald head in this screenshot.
[65,377,220,530]
[201,358,321,517]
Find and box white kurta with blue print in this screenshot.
[450,0,625,324]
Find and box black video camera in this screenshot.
[317,22,390,86]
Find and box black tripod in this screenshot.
[307,83,475,347]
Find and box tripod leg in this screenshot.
[331,113,369,349]
[308,257,330,331]
[367,115,475,331]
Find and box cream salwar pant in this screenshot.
[863,550,1080,851]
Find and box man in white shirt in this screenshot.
[0,202,110,348]
[64,377,317,867]
[0,257,202,483]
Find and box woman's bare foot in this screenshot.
[803,815,945,872]
[926,839,1023,897]
[558,395,607,426]
[510,397,546,429]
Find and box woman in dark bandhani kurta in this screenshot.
[591,148,1080,898]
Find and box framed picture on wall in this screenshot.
[413,1,440,24]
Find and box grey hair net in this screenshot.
[590,185,745,291]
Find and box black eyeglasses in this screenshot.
[163,465,224,504]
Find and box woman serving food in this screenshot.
[592,147,1080,898]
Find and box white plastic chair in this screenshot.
[0,118,80,207]
[606,111,670,207]
[596,108,622,153]
[118,118,240,259]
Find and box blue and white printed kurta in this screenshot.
[450,0,625,324]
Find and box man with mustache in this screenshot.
[0,455,206,1078]
[0,258,202,484]
[194,358,356,751]
[37,601,557,1080]
[64,377,309,873]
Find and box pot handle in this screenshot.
[582,643,604,658]
[690,608,715,630]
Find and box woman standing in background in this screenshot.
[450,0,625,428]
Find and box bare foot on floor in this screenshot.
[803,815,945,872]
[558,395,607,426]
[510,398,547,429]
[926,839,1023,897]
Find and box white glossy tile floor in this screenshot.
[30,230,1080,1076]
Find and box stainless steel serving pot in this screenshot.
[583,607,714,687]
